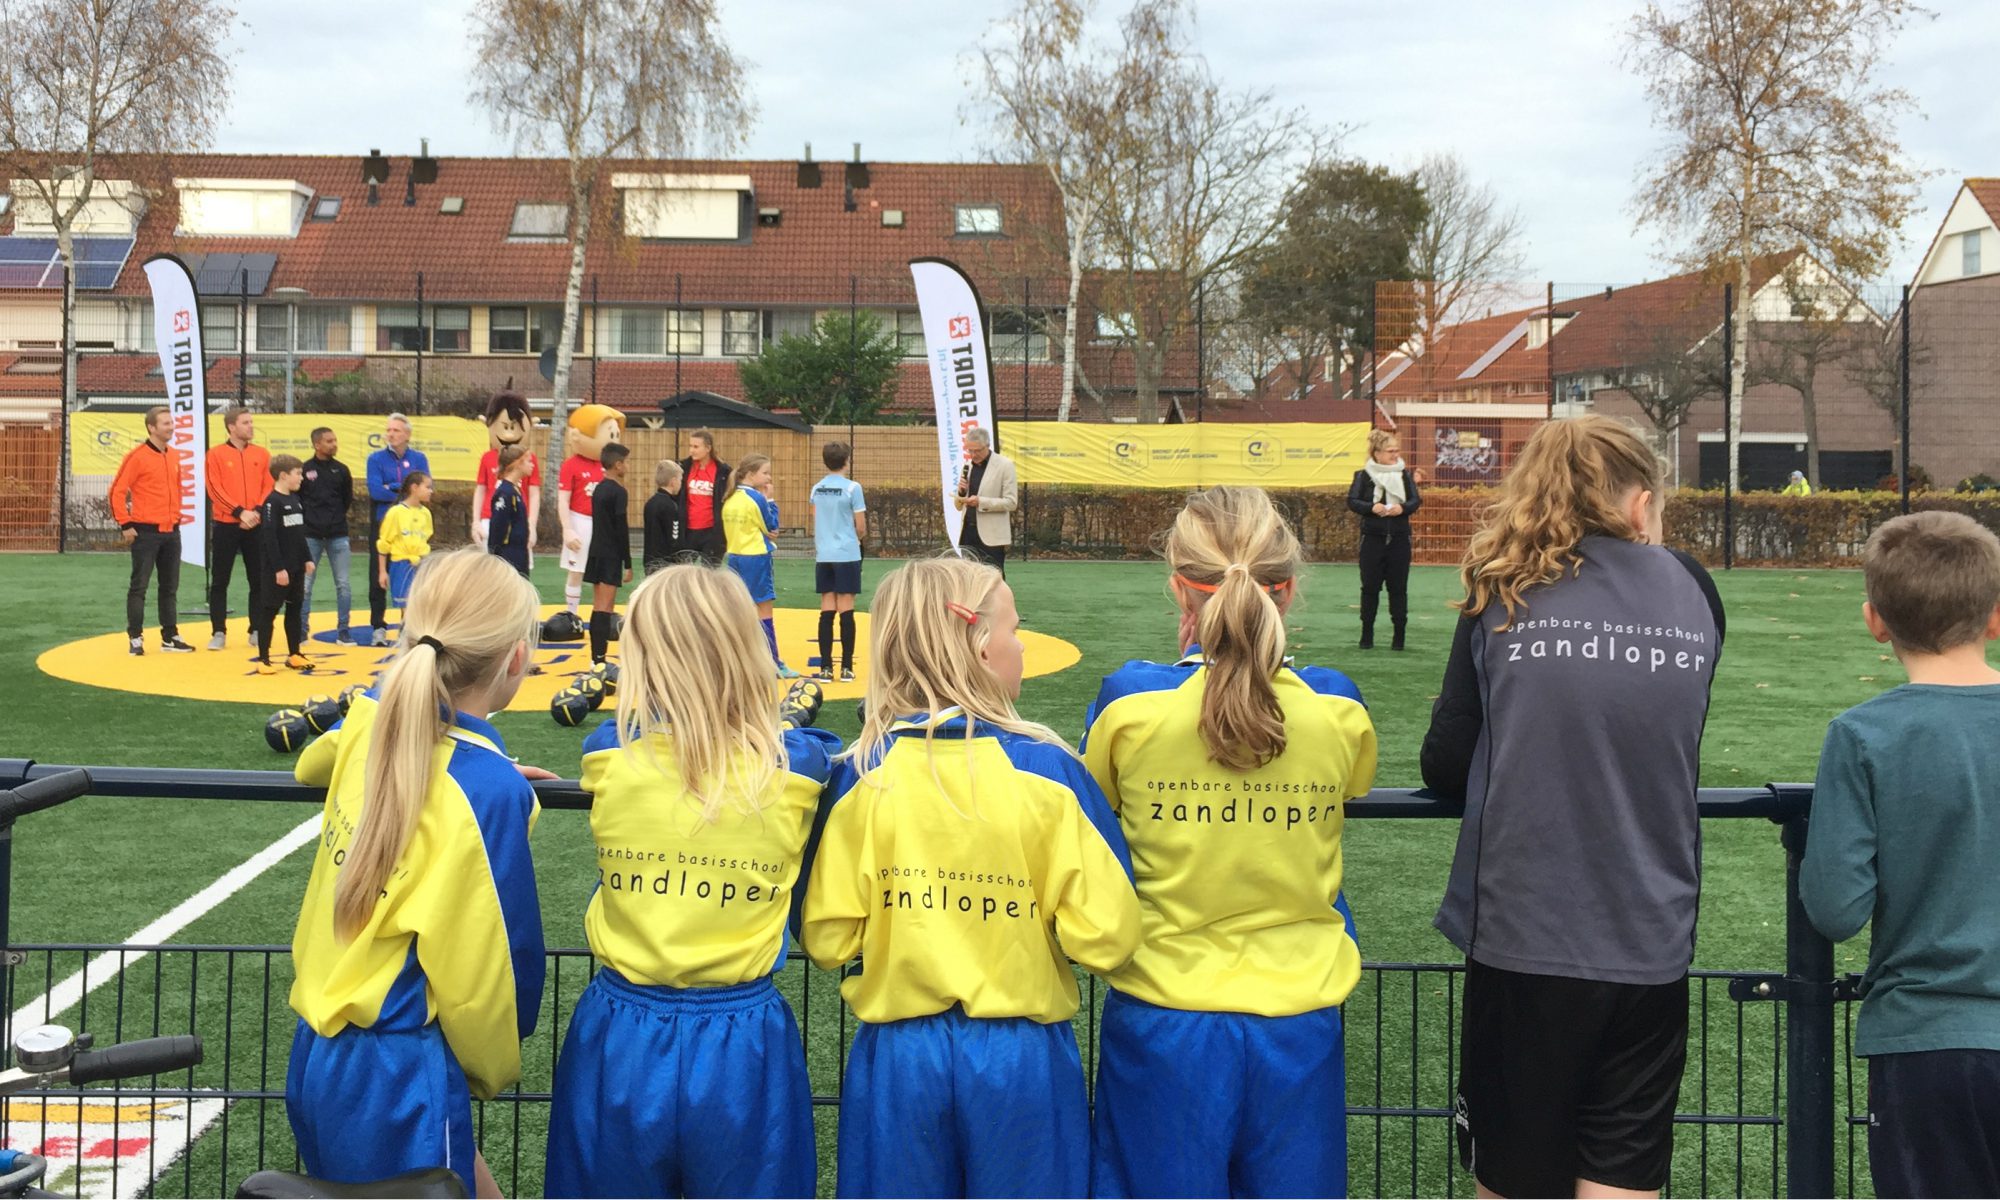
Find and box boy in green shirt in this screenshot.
[1802,510,2000,1197]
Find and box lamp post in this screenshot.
[272,286,309,414]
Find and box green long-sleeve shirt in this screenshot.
[1800,683,2000,1056]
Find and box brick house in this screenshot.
[1901,178,2000,488]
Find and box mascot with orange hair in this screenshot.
[557,403,624,616]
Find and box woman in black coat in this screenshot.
[1347,429,1421,649]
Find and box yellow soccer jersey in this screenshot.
[579,719,838,987]
[1081,654,1377,1016]
[722,486,778,557]
[376,502,433,563]
[801,711,1141,1024]
[289,694,544,1100]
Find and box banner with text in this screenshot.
[71,414,490,481]
[142,256,207,567]
[910,258,998,549]
[1009,422,1373,488]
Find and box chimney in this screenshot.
[797,142,821,189]
[362,147,390,206]
[845,142,870,191]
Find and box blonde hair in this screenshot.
[1367,429,1398,459]
[723,453,772,506]
[851,556,1065,803]
[335,549,541,940]
[1167,486,1302,771]
[613,564,787,821]
[1458,415,1662,628]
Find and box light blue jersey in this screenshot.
[811,473,866,563]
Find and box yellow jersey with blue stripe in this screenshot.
[801,711,1141,1024]
[722,486,778,558]
[579,718,838,987]
[375,503,433,564]
[1081,654,1377,1016]
[289,694,544,1100]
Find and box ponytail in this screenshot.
[1166,487,1301,771]
[332,549,541,941]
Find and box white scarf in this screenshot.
[1364,458,1408,508]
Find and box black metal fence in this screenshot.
[0,762,1862,1198]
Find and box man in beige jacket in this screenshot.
[954,427,1017,575]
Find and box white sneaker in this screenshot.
[129,637,144,656]
[207,632,226,651]
[371,628,389,647]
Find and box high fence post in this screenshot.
[1781,803,1836,1198]
[237,268,248,405]
[1722,283,1735,570]
[414,271,426,415]
[57,263,69,554]
[1195,279,1206,423]
[590,275,600,406]
[1900,284,1912,513]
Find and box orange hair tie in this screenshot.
[1175,574,1293,597]
[944,601,980,625]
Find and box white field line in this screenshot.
[11,814,321,1031]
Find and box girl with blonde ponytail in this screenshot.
[1079,484,1378,1198]
[1421,415,1724,1199]
[543,564,839,1197]
[286,549,544,1198]
[801,556,1139,1197]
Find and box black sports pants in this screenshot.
[126,527,182,640]
[252,571,306,661]
[368,509,388,629]
[685,525,726,566]
[209,520,264,634]
[1870,1049,2000,1198]
[1358,533,1410,632]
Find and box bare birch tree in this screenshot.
[1627,0,1928,490]
[1406,152,1527,387]
[0,0,235,415]
[469,0,751,515]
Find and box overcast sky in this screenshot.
[218,0,1993,290]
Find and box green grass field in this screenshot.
[0,550,1945,1197]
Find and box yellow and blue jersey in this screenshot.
[289,692,545,1100]
[722,486,778,558]
[1080,652,1377,1016]
[375,502,433,564]
[801,710,1142,1024]
[578,718,839,987]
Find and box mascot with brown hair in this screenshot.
[557,403,624,616]
[472,381,540,551]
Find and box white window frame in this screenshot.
[954,204,1003,236]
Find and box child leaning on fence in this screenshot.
[543,564,837,1198]
[1080,485,1377,1199]
[1420,415,1724,1200]
[286,549,546,1198]
[800,556,1141,1198]
[1801,511,2000,1199]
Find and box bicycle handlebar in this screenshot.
[66,1035,202,1085]
[0,769,91,827]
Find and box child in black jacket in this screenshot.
[255,455,313,673]
[643,459,685,574]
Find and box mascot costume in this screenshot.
[472,382,540,550]
[557,403,624,616]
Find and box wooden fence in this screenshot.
[0,423,59,551]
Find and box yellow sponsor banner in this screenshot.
[70,413,490,479]
[1008,421,1370,488]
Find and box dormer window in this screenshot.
[176,178,314,237]
[955,204,1003,236]
[613,174,750,240]
[9,178,143,235]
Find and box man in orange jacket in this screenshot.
[205,406,271,650]
[109,406,196,656]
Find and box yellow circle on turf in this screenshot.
[37,606,1083,711]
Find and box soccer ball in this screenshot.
[264,709,312,753]
[574,675,608,710]
[587,660,619,697]
[336,684,366,714]
[779,679,824,730]
[550,685,594,728]
[301,696,342,735]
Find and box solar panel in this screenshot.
[185,251,276,296]
[0,235,132,289]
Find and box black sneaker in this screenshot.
[335,630,354,646]
[161,636,195,653]
[129,637,144,656]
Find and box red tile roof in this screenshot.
[1969,179,2000,227]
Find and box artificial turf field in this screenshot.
[0,550,1946,1197]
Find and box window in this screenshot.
[490,307,528,353]
[722,309,760,356]
[439,196,465,216]
[202,304,239,353]
[1095,310,1137,341]
[256,305,291,352]
[531,307,578,353]
[509,203,569,241]
[297,305,351,352]
[771,310,815,344]
[311,196,341,221]
[432,306,470,353]
[608,309,662,356]
[897,310,926,357]
[667,308,702,355]
[376,305,426,352]
[991,309,1052,361]
[954,204,1003,235]
[1964,230,1982,277]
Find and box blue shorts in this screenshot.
[1092,993,1347,1198]
[815,561,862,596]
[839,1007,1088,1198]
[727,553,776,604]
[286,1019,476,1194]
[386,558,418,609]
[545,970,814,1198]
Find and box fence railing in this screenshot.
[0,760,1853,1198]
